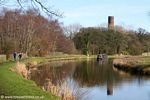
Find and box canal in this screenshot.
[30,59,150,100]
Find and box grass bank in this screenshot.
[0,59,59,100]
[113,56,150,75]
[0,55,95,100]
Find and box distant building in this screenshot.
[108,16,114,30]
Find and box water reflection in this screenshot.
[31,60,77,86]
[30,59,150,100]
[73,60,117,96]
[107,82,113,95]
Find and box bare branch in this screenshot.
[0,0,63,18]
[31,0,63,17]
[17,0,24,9]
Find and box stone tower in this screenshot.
[108,16,114,30]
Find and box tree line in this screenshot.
[0,8,76,57]
[0,8,150,57]
[73,27,150,55]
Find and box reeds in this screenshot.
[43,79,91,100]
[43,79,75,100]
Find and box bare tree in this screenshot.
[0,8,76,56]
[64,24,82,39]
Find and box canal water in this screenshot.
[31,59,150,100]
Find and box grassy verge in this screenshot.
[113,56,150,75]
[0,59,59,100]
[0,55,95,100]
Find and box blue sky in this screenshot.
[48,0,150,31]
[1,0,150,31]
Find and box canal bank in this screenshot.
[113,56,150,75]
[0,55,95,100]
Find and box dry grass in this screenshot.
[10,61,39,79]
[43,79,75,100]
[42,78,91,100]
[10,62,28,79]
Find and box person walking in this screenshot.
[13,52,17,61]
[18,53,22,60]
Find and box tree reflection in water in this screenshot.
[30,60,91,99]
[72,59,137,96]
[30,59,145,99]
